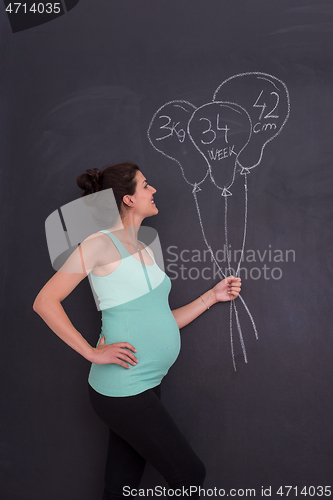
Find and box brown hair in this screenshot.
[77,162,139,214]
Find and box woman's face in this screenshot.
[128,170,158,218]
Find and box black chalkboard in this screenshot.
[1,1,333,499]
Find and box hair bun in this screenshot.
[77,167,104,196]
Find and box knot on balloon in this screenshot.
[240,167,251,175]
[192,183,201,194]
[221,188,232,197]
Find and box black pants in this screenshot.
[89,384,206,499]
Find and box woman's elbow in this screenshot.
[33,295,41,314]
[33,292,47,314]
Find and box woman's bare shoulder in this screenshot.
[82,231,120,260]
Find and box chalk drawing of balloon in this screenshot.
[213,73,290,171]
[147,100,208,186]
[187,102,252,195]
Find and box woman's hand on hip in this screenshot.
[212,276,242,302]
[91,335,138,368]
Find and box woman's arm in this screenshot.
[33,269,96,360]
[171,276,241,329]
[33,235,138,368]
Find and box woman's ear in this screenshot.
[122,194,133,208]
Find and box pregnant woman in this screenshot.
[33,162,241,499]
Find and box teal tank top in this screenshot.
[88,230,181,397]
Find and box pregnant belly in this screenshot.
[136,318,180,372]
[93,307,181,396]
[90,280,181,396]
[103,309,181,374]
